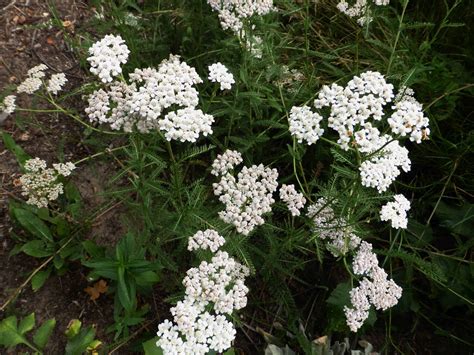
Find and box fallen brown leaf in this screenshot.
[84,279,108,301]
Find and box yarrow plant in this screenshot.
[157,229,249,354]
[337,0,390,25]
[18,158,76,208]
[208,62,235,91]
[85,36,215,142]
[212,150,279,235]
[206,0,274,34]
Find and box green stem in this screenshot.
[386,0,409,75]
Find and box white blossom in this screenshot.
[379,194,410,229]
[389,95,430,143]
[19,158,75,208]
[159,107,214,143]
[46,73,68,95]
[208,62,235,90]
[0,95,16,114]
[279,184,306,216]
[188,229,226,253]
[87,34,130,83]
[213,163,279,235]
[207,0,274,33]
[337,0,390,26]
[183,250,250,314]
[211,150,243,176]
[288,105,324,145]
[359,135,411,193]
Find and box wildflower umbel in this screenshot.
[379,194,411,229]
[288,105,324,145]
[85,38,215,141]
[337,0,390,26]
[213,154,279,235]
[19,158,76,208]
[17,64,48,94]
[157,230,249,354]
[208,62,235,91]
[1,95,16,114]
[187,229,226,252]
[87,34,130,83]
[207,0,274,34]
[46,73,68,95]
[279,184,306,216]
[344,242,402,331]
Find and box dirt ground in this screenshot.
[0,0,132,353]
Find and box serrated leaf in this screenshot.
[13,208,53,242]
[33,318,56,349]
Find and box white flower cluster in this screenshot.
[358,134,411,193]
[188,229,226,252]
[87,34,130,83]
[19,158,76,208]
[279,184,306,216]
[207,0,274,33]
[344,241,402,332]
[337,0,390,26]
[85,39,215,141]
[288,105,324,145]
[157,230,249,354]
[379,194,410,229]
[307,198,361,257]
[16,64,67,96]
[46,73,68,95]
[306,71,429,193]
[213,152,279,235]
[17,64,47,94]
[208,63,235,90]
[0,95,16,114]
[211,149,243,176]
[389,91,430,143]
[183,250,250,314]
[314,71,395,150]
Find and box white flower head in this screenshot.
[19,158,75,208]
[87,34,130,83]
[288,105,324,145]
[1,95,16,114]
[188,229,226,253]
[380,194,411,229]
[208,62,235,90]
[279,184,306,216]
[213,163,279,235]
[47,73,68,95]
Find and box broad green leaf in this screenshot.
[65,327,96,355]
[0,315,28,348]
[33,318,56,349]
[18,313,35,334]
[21,240,54,258]
[135,271,159,286]
[0,132,31,167]
[13,208,53,242]
[31,269,52,291]
[117,266,135,312]
[143,337,164,355]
